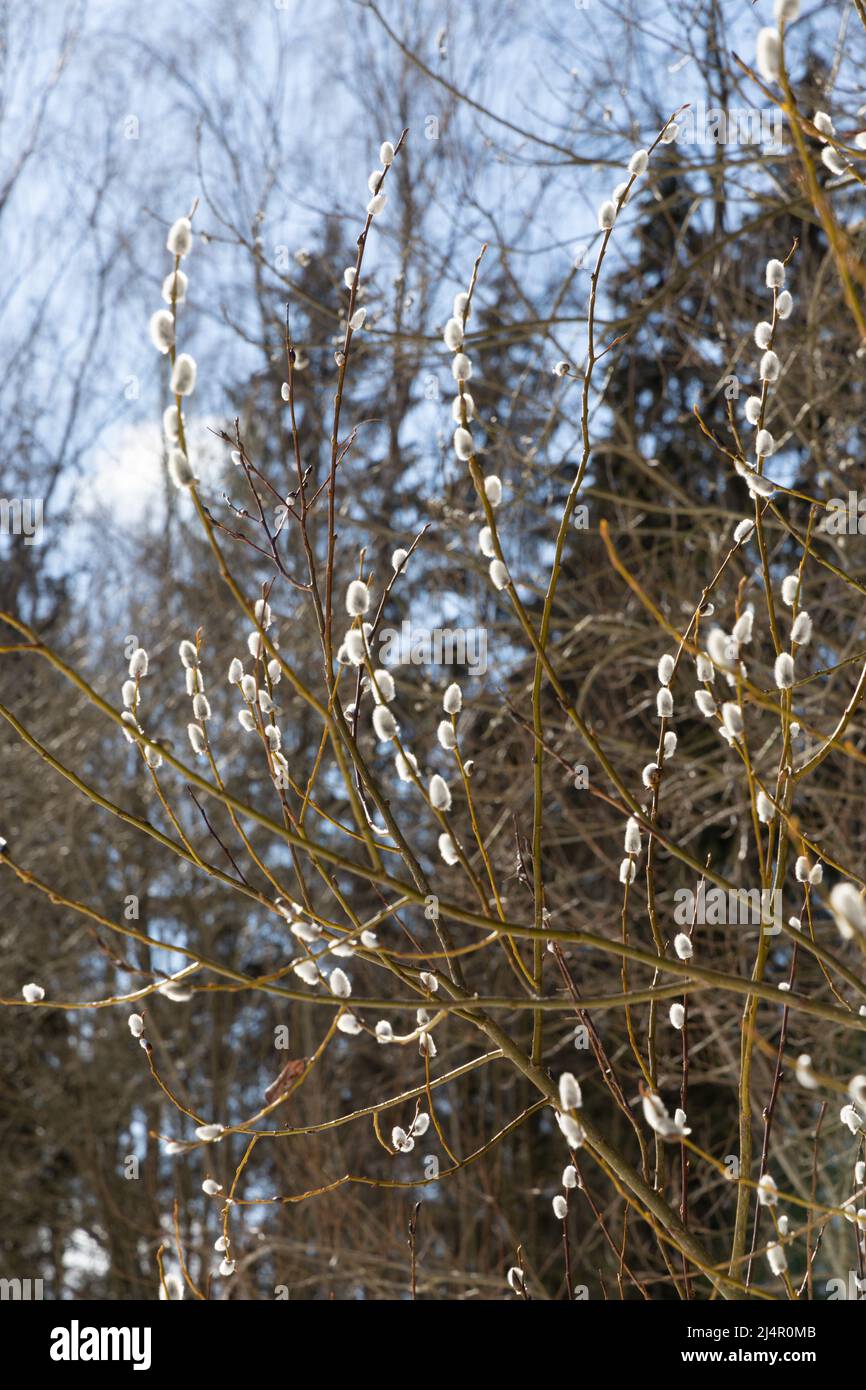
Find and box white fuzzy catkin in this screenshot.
[795,1054,819,1089]
[557,1113,585,1148]
[438,832,459,865]
[349,307,366,331]
[829,882,866,940]
[619,857,636,885]
[774,0,799,19]
[695,652,714,682]
[628,148,649,175]
[22,982,45,1003]
[791,610,812,645]
[444,317,464,351]
[757,1173,779,1207]
[395,750,419,783]
[195,1123,224,1142]
[657,654,675,685]
[721,702,744,738]
[171,353,197,396]
[766,258,786,289]
[122,680,138,709]
[744,396,762,425]
[149,309,175,354]
[756,789,775,824]
[437,719,457,750]
[372,669,396,703]
[489,559,509,590]
[451,353,472,381]
[162,269,188,305]
[732,610,753,644]
[346,579,370,616]
[128,1013,144,1037]
[756,29,781,82]
[641,1091,691,1138]
[443,682,462,714]
[850,1076,866,1107]
[656,687,673,718]
[776,290,793,319]
[695,690,716,718]
[429,774,452,811]
[380,140,395,165]
[642,762,659,788]
[707,627,736,671]
[669,1003,685,1030]
[674,932,693,961]
[452,391,475,421]
[372,705,398,742]
[166,217,192,256]
[766,1243,787,1276]
[841,1104,862,1134]
[366,192,387,216]
[754,321,772,350]
[484,475,502,506]
[168,449,195,488]
[478,526,495,558]
[293,959,318,985]
[774,652,795,689]
[129,647,149,679]
[759,350,780,382]
[391,548,408,573]
[163,405,179,440]
[663,729,677,759]
[781,574,799,606]
[624,817,641,855]
[756,428,775,457]
[192,694,210,721]
[202,1178,222,1196]
[746,472,775,499]
[559,1072,582,1110]
[597,200,616,230]
[329,968,352,998]
[187,723,206,756]
[552,1194,568,1219]
[734,518,755,544]
[453,427,474,460]
[821,146,847,176]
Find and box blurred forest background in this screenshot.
[2,0,866,1300]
